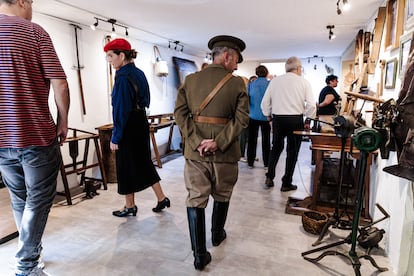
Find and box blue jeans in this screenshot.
[0,143,61,275]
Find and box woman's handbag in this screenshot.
[153,45,168,77]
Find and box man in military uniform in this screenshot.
[174,35,249,270]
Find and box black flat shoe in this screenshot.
[280,184,297,192]
[112,205,138,217]
[264,178,274,189]
[152,197,170,212]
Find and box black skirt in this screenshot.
[115,109,161,195]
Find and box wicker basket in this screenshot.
[302,211,328,235]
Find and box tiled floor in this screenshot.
[0,141,395,275]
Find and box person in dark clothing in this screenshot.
[317,74,341,115]
[104,38,170,217]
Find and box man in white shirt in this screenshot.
[261,56,316,191]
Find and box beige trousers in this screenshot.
[184,159,238,208]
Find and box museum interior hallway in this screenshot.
[0,140,395,276]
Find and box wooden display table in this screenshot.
[147,113,176,168]
[96,113,176,171]
[292,131,372,219]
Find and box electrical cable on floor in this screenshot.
[296,148,312,196]
[290,133,312,196]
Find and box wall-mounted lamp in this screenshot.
[336,0,350,15]
[90,17,129,37]
[327,25,336,40]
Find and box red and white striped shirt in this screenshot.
[0,14,66,148]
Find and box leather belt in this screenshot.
[193,115,229,125]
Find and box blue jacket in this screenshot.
[248,77,269,121]
[111,63,150,144]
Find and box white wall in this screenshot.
[237,57,342,104]
[33,7,413,275]
[32,13,202,190]
[338,5,414,274]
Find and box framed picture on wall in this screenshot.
[385,0,406,49]
[406,0,414,29]
[399,32,413,76]
[172,57,198,87]
[385,58,398,89]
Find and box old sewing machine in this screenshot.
[302,123,388,276]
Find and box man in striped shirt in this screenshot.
[0,0,70,275]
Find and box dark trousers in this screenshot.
[266,115,304,185]
[239,127,249,157]
[247,118,271,167]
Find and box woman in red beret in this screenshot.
[104,38,170,217]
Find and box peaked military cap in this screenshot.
[208,35,246,63]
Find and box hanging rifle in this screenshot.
[71,24,86,115]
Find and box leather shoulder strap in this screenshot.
[196,73,232,115]
[127,75,141,108]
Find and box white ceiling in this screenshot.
[33,0,385,61]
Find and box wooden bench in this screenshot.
[147,113,176,168]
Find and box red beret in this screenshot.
[104,38,131,52]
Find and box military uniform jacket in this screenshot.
[174,64,249,162]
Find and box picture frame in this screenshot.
[406,0,414,29]
[385,0,406,49]
[385,58,398,89]
[399,32,413,76]
[172,56,198,87]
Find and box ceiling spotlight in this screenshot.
[91,17,130,38]
[343,0,350,11]
[90,18,98,30]
[337,5,342,15]
[327,25,336,40]
[109,24,116,38]
[336,0,350,15]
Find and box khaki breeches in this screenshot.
[184,159,238,208]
